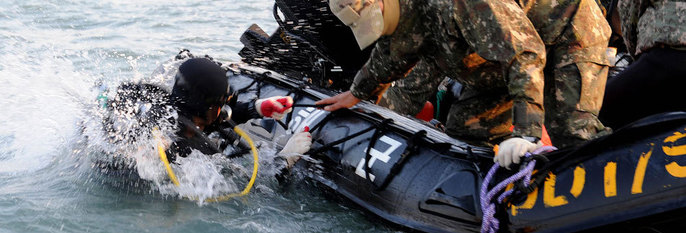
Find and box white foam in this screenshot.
[0,34,95,174]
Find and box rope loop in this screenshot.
[479,146,557,233]
[155,126,260,203]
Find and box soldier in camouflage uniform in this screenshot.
[378,0,613,150]
[318,0,550,165]
[599,0,686,128]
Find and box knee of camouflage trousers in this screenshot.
[544,62,611,148]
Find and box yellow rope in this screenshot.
[153,127,180,186]
[204,126,259,202]
[157,140,180,186]
[155,126,260,202]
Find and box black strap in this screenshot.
[514,154,550,194]
[364,119,394,182]
[306,124,377,156]
[308,111,338,134]
[284,84,308,130]
[256,79,265,98]
[376,130,426,191]
[306,118,394,158]
[235,71,269,95]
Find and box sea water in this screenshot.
[0,1,397,232]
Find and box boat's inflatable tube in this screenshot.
[229,64,491,232]
[229,63,686,233]
[503,111,686,232]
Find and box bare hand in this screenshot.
[315,91,361,111]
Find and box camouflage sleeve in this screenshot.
[618,0,646,57]
[453,0,546,138]
[377,60,444,115]
[350,38,421,100]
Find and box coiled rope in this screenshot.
[480,146,557,233]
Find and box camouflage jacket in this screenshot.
[619,0,686,56]
[349,0,547,138]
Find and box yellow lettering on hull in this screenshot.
[509,171,539,216]
[604,162,617,197]
[544,172,568,207]
[507,129,686,216]
[666,162,686,178]
[663,131,686,156]
[570,166,585,198]
[664,131,686,178]
[510,187,538,216]
[632,147,652,194]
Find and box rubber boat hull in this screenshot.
[229,63,686,233]
[230,65,487,232]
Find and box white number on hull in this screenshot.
[355,135,402,181]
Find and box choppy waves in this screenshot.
[0,1,395,232]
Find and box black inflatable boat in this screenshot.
[228,61,686,233]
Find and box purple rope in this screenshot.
[479,146,557,233]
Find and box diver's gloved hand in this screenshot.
[494,137,543,169]
[278,127,312,168]
[256,96,293,120]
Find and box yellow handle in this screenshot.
[155,126,260,202]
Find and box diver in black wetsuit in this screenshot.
[166,58,311,167]
[103,57,311,169]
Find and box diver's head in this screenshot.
[329,0,399,50]
[171,58,229,129]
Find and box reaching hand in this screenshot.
[280,126,311,155]
[279,127,312,168]
[315,91,361,111]
[256,96,293,120]
[494,137,542,169]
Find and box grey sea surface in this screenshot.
[0,1,398,232]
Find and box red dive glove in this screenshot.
[255,96,294,120]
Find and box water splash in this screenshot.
[77,57,295,204]
[0,37,95,174]
[0,1,397,231]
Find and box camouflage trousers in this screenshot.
[380,61,609,148]
[380,28,611,148]
[542,57,610,148]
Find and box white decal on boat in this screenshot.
[355,135,402,181]
[289,107,326,133]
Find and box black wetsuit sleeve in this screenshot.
[230,99,262,124]
[167,140,191,162]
